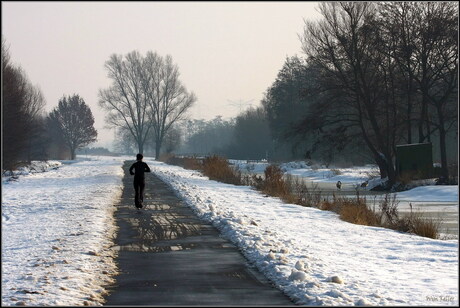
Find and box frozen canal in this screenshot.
[298,180,458,236]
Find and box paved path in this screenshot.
[104,162,294,306]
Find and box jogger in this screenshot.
[129,154,151,209]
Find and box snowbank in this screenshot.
[395,185,459,203]
[2,160,62,182]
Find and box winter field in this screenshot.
[2,156,459,306]
[2,157,127,306]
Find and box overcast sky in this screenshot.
[2,1,321,147]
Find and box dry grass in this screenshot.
[159,154,202,170]
[202,155,242,185]
[285,175,323,207]
[396,209,441,239]
[330,168,342,176]
[338,198,380,226]
[261,165,290,199]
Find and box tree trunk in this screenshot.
[137,140,143,155]
[70,147,76,160]
[155,143,161,159]
[407,99,412,143]
[439,127,449,179]
[436,105,449,180]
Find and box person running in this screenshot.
[129,153,151,209]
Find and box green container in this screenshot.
[396,143,434,179]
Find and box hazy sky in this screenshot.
[2,1,321,147]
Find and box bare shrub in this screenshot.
[320,195,339,212]
[337,197,380,226]
[377,194,400,227]
[288,176,322,207]
[182,157,203,170]
[202,155,241,185]
[330,168,342,176]
[396,209,441,239]
[158,153,175,163]
[160,154,203,170]
[262,165,290,197]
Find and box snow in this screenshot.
[2,157,458,306]
[2,160,62,181]
[395,185,458,202]
[2,156,126,306]
[149,160,459,306]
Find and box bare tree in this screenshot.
[411,2,458,179]
[99,51,195,157]
[48,94,98,159]
[2,37,47,169]
[300,2,402,184]
[142,52,196,158]
[113,127,137,155]
[99,51,152,154]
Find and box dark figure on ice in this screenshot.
[336,180,342,190]
[129,153,151,209]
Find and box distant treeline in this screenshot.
[2,37,98,170]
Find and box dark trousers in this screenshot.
[133,178,145,207]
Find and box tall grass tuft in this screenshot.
[261,165,291,201]
[202,155,242,185]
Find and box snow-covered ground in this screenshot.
[2,156,126,306]
[149,160,459,306]
[2,160,62,181]
[396,185,458,203]
[2,157,458,306]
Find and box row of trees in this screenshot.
[3,38,47,169]
[162,2,457,185]
[262,2,457,184]
[99,50,196,158]
[3,38,98,169]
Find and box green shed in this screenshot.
[395,143,433,179]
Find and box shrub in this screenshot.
[159,154,203,170]
[330,168,342,176]
[182,157,203,170]
[339,198,380,226]
[287,175,322,207]
[202,155,241,185]
[377,194,400,227]
[261,165,291,200]
[396,210,441,239]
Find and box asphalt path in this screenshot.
[103,162,294,306]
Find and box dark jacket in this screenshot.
[129,161,151,181]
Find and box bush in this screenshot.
[159,154,203,170]
[262,165,290,198]
[286,175,322,207]
[202,155,242,185]
[339,198,380,226]
[395,209,441,239]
